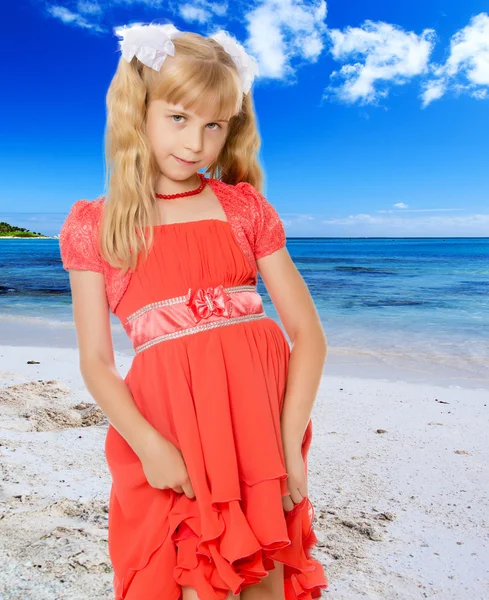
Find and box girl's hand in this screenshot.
[139,432,195,499]
[282,444,308,511]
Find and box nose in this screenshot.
[183,125,204,154]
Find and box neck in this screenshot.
[155,173,202,196]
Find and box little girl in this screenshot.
[59,22,328,600]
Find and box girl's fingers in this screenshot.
[282,494,295,512]
[182,480,195,499]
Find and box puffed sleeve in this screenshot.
[237,181,287,259]
[59,200,104,273]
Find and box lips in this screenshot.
[173,155,197,164]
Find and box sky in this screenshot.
[0,0,488,237]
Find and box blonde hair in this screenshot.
[100,31,264,273]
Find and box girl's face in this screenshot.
[146,99,232,180]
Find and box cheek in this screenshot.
[208,131,227,153]
[147,121,173,154]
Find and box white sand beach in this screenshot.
[0,341,487,599]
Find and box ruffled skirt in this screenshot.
[107,220,328,598]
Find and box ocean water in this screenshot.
[0,237,487,388]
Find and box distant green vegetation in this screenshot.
[0,221,47,238]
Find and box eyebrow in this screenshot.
[166,107,229,123]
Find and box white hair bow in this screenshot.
[114,23,184,72]
[210,30,259,94]
[114,22,259,94]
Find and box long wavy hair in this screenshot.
[100,31,264,274]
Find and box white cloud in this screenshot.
[244,0,328,80]
[322,212,484,224]
[421,79,447,106]
[378,207,465,214]
[275,209,489,237]
[325,20,436,105]
[319,212,489,236]
[421,12,489,107]
[281,213,315,226]
[472,88,488,99]
[394,202,408,209]
[179,1,227,23]
[77,0,102,15]
[180,5,211,23]
[46,5,105,31]
[111,0,164,5]
[208,2,227,17]
[47,0,228,31]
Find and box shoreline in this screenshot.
[0,316,487,392]
[0,343,487,598]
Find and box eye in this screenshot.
[170,114,222,129]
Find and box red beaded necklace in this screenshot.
[155,173,207,199]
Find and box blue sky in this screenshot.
[1,0,488,237]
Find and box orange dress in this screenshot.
[105,218,328,599]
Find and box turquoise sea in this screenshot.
[0,236,487,389]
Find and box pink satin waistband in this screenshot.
[124,284,266,353]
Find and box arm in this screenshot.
[58,199,164,459]
[238,179,327,450]
[257,247,328,454]
[237,180,327,502]
[68,269,163,459]
[60,199,195,498]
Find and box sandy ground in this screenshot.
[0,343,487,599]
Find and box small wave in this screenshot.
[0,286,69,296]
[334,266,398,275]
[0,313,74,328]
[360,299,426,307]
